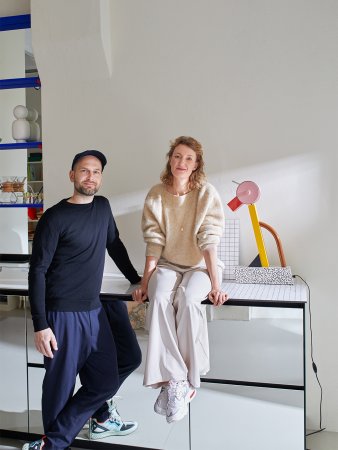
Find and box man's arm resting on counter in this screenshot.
[107,236,141,285]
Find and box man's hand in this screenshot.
[34,328,58,358]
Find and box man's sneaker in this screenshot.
[84,395,121,430]
[166,380,196,423]
[22,438,45,450]
[154,385,169,415]
[89,398,138,439]
[107,397,123,422]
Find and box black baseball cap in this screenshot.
[71,150,107,171]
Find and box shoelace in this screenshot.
[30,439,43,450]
[107,396,123,423]
[168,381,187,405]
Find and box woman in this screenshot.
[132,136,228,423]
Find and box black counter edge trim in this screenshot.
[201,377,304,390]
[0,291,306,308]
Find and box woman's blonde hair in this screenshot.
[160,136,206,189]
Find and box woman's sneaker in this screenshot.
[166,380,196,423]
[89,398,138,439]
[154,385,169,415]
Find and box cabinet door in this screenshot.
[0,303,28,432]
[190,384,304,450]
[207,308,304,385]
[25,300,44,434]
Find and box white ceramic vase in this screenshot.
[27,108,40,141]
[12,105,30,142]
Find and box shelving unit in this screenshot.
[0,142,43,212]
[0,14,43,248]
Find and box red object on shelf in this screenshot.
[28,208,37,220]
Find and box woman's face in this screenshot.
[170,144,198,181]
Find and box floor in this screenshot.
[0,432,337,450]
[1,431,337,450]
[0,306,310,449]
[306,431,338,450]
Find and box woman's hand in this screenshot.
[208,289,228,306]
[132,256,158,303]
[202,245,227,306]
[132,284,148,303]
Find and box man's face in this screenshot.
[69,156,103,196]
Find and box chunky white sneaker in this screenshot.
[154,385,169,415]
[89,398,138,439]
[166,380,196,423]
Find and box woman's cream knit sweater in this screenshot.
[142,182,225,267]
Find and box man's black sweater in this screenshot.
[28,196,140,332]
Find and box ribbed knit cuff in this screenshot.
[129,274,142,284]
[145,243,163,259]
[32,315,49,332]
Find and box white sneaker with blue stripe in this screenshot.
[22,438,44,450]
[89,398,138,439]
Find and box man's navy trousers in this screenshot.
[42,306,119,450]
[93,300,142,421]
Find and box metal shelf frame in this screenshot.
[0,77,40,90]
[0,14,31,32]
[0,142,42,150]
[0,203,43,208]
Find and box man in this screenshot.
[23,150,141,450]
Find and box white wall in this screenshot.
[0,1,29,17]
[31,0,338,431]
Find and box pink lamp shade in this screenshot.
[228,181,260,211]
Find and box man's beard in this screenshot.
[74,182,99,196]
